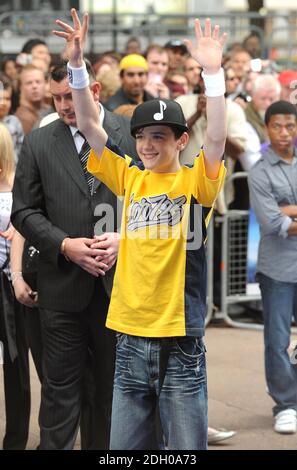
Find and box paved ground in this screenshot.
[1,324,297,450]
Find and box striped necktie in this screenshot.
[77,133,94,193]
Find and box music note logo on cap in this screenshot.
[153,100,167,121]
[130,98,188,137]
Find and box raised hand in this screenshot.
[184,18,227,74]
[53,8,89,67]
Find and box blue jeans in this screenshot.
[110,334,208,450]
[258,273,297,416]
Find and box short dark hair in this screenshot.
[50,59,96,83]
[144,44,167,58]
[22,38,47,54]
[243,31,261,44]
[125,37,141,48]
[265,100,297,125]
[0,72,12,90]
[168,126,185,139]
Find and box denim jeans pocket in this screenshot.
[171,337,206,378]
[174,337,205,358]
[115,333,132,379]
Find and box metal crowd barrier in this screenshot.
[217,208,264,330]
[212,172,263,330]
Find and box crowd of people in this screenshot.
[0,8,296,450]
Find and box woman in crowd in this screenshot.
[0,123,32,449]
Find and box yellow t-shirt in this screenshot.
[88,139,226,337]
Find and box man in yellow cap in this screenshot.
[104,54,154,112]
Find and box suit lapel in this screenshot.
[53,120,91,199]
[103,110,125,148]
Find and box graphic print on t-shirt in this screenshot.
[127,193,187,231]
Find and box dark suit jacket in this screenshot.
[11,109,137,312]
[104,87,154,112]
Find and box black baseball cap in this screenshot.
[164,39,188,54]
[130,99,188,137]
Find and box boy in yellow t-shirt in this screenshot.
[54,9,227,450]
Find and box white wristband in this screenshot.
[201,68,226,97]
[67,61,90,89]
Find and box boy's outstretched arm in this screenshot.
[53,8,107,157]
[185,19,227,179]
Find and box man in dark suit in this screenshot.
[11,61,137,450]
